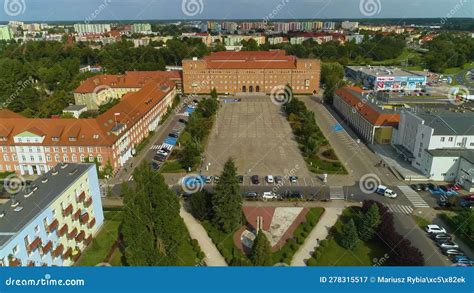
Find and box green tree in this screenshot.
[212,158,242,233]
[339,218,358,250]
[357,203,381,241]
[188,190,213,220]
[250,232,273,266]
[179,139,200,169]
[122,163,188,266]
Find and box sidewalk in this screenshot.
[291,207,345,266]
[180,206,228,267]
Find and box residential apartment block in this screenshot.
[182,50,320,95]
[0,73,178,176]
[0,163,104,266]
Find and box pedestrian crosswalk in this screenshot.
[397,185,430,208]
[330,186,345,200]
[151,144,174,151]
[383,203,414,215]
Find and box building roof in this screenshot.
[0,163,94,248]
[426,149,474,164]
[346,66,424,78]
[335,87,400,126]
[74,71,181,93]
[417,112,474,136]
[191,50,300,70]
[64,105,87,112]
[0,75,176,147]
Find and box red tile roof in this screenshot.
[198,50,298,69]
[335,87,400,126]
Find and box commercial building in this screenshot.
[345,66,427,91]
[0,73,178,176]
[0,163,104,266]
[392,110,474,189]
[182,50,320,95]
[333,87,400,144]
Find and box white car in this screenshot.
[262,191,278,200]
[425,224,447,234]
[265,175,274,184]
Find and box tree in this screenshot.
[188,190,213,221]
[250,232,273,266]
[321,62,345,105]
[212,158,242,233]
[339,218,358,250]
[357,203,380,241]
[122,162,189,266]
[179,139,200,169]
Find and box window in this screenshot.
[34,225,40,234]
[53,147,59,153]
[13,245,19,255]
[63,154,69,162]
[448,137,453,142]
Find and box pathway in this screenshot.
[291,207,344,266]
[179,206,228,267]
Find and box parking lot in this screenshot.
[202,96,312,179]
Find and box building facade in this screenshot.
[0,163,104,266]
[182,50,320,95]
[333,87,400,144]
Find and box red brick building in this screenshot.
[182,50,320,95]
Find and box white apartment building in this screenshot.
[74,24,111,35]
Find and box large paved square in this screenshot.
[202,96,311,179]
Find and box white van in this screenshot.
[262,191,278,200]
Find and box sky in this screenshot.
[0,0,473,22]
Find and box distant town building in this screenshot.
[183,50,320,95]
[345,66,427,92]
[333,87,400,144]
[74,23,111,35]
[0,163,104,266]
[79,65,103,73]
[131,23,152,34]
[63,105,88,118]
[323,21,336,30]
[341,21,359,31]
[346,34,364,44]
[391,111,474,186]
[0,26,13,41]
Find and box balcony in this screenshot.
[77,191,86,203]
[42,241,53,254]
[52,244,64,258]
[8,258,22,267]
[62,204,73,216]
[27,261,35,267]
[79,212,89,225]
[72,249,81,262]
[88,218,96,229]
[75,231,85,242]
[67,227,78,240]
[46,219,59,233]
[84,235,93,246]
[84,197,93,208]
[57,224,68,237]
[62,247,72,260]
[26,237,42,253]
[72,209,81,221]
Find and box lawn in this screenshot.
[160,160,188,173]
[306,155,347,174]
[308,208,387,266]
[75,211,122,266]
[413,215,431,229]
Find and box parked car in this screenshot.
[448,184,461,191]
[410,184,422,191]
[376,185,397,198]
[251,175,260,184]
[244,192,259,200]
[418,183,429,191]
[151,162,161,171]
[237,175,244,184]
[443,249,464,256]
[437,200,453,209]
[453,259,474,266]
[153,155,166,162]
[214,176,220,184]
[289,176,298,183]
[265,175,274,184]
[428,183,438,190]
[205,176,213,184]
[425,224,447,234]
[451,255,469,263]
[463,194,474,201]
[168,133,179,138]
[438,242,459,249]
[284,190,303,199]
[178,119,188,124]
[157,149,170,156]
[262,191,278,200]
[275,176,283,184]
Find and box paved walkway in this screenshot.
[179,206,228,267]
[291,207,345,266]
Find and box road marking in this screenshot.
[330,186,345,200]
[384,204,413,215]
[397,185,430,208]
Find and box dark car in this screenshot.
[178,119,188,124]
[275,176,283,184]
[439,185,449,192]
[237,175,244,184]
[438,200,453,209]
[284,190,303,199]
[151,162,161,171]
[251,175,259,184]
[289,176,298,183]
[418,183,429,191]
[168,133,179,138]
[428,183,438,190]
[410,184,422,191]
[244,192,259,200]
[431,233,452,241]
[153,154,167,162]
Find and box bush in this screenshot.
[307,258,318,266]
[319,239,328,248]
